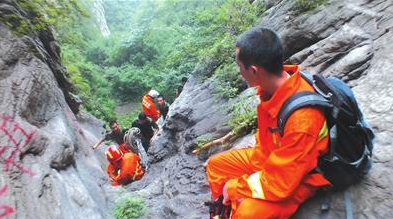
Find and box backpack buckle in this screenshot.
[268,127,280,133]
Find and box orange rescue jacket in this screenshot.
[142,94,160,122]
[227,65,331,202]
[107,152,145,185]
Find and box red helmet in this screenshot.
[106,145,124,163]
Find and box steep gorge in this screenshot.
[1,0,393,219]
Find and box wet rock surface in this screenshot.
[129,0,393,218]
[0,16,120,219]
[1,0,392,218]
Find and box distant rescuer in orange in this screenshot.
[106,145,145,186]
[142,90,160,122]
[206,27,331,218]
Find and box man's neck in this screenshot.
[265,71,290,96]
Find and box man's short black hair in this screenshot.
[109,120,118,127]
[181,77,187,83]
[157,94,165,100]
[235,27,284,76]
[138,112,147,120]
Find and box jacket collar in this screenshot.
[257,65,301,118]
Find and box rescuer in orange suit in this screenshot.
[106,145,145,186]
[206,27,331,218]
[142,90,160,122]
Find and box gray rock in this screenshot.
[0,12,121,219]
[129,0,393,218]
[1,0,393,218]
[0,0,80,114]
[125,62,259,218]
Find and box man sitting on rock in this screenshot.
[132,112,159,151]
[205,27,331,218]
[106,145,145,186]
[93,120,129,153]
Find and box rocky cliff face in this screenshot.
[0,1,121,218]
[1,0,392,219]
[126,62,258,219]
[129,0,393,218]
[0,0,81,114]
[263,0,393,218]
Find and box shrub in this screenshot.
[114,196,146,219]
[227,96,257,135]
[296,0,328,13]
[195,135,214,150]
[116,110,140,129]
[214,61,247,99]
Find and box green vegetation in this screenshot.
[195,135,214,150]
[2,0,89,36]
[213,62,248,99]
[2,0,264,127]
[114,196,146,219]
[116,111,140,129]
[227,96,257,135]
[97,0,262,103]
[296,0,328,13]
[3,0,116,121]
[61,44,117,121]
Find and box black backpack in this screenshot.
[276,71,375,190]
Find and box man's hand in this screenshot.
[223,180,244,206]
[222,182,231,205]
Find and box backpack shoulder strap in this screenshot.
[299,70,314,85]
[277,91,332,136]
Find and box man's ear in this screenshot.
[250,65,258,76]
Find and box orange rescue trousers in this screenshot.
[206,66,331,218]
[207,148,317,219]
